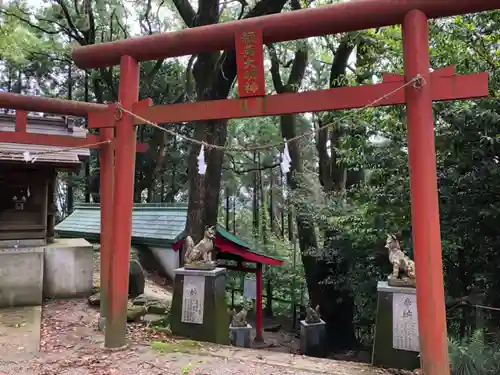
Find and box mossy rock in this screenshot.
[88,292,101,306]
[127,304,147,322]
[143,314,167,326]
[128,258,145,298]
[131,294,150,306]
[148,302,170,315]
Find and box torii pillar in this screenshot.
[104,56,140,348]
[403,10,449,375]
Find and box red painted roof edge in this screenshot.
[171,236,283,266]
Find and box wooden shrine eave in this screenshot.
[0,109,148,151]
[0,130,101,148]
[0,131,149,152]
[88,66,488,128]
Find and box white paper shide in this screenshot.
[392,293,420,352]
[181,275,205,324]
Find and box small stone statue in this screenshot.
[230,308,248,327]
[305,305,321,324]
[184,226,217,270]
[385,234,416,288]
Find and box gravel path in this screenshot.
[0,299,391,375]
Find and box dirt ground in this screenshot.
[0,299,393,375]
[0,250,396,374]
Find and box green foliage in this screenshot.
[449,331,500,375]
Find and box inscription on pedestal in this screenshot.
[181,275,205,324]
[392,293,419,352]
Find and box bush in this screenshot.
[448,331,500,375]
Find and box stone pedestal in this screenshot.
[0,247,44,307]
[229,324,252,348]
[171,267,229,345]
[43,238,93,298]
[300,319,327,357]
[372,281,420,370]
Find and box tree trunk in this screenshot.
[268,23,322,323]
[269,167,275,233]
[253,151,259,236]
[172,0,290,244]
[269,29,362,350]
[315,36,359,350]
[84,71,91,203]
[66,62,74,214]
[225,187,230,231]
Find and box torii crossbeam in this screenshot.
[71,1,500,374]
[88,66,487,127]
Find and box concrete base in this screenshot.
[98,316,106,331]
[43,238,94,299]
[300,319,327,357]
[0,239,46,248]
[150,247,179,280]
[230,324,252,348]
[372,281,420,370]
[0,248,44,307]
[0,306,42,361]
[171,267,229,345]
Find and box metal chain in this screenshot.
[116,75,424,153]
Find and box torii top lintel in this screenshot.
[72,0,499,69]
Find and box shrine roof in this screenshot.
[55,203,188,247]
[0,142,89,165]
[172,225,284,266]
[55,203,283,266]
[0,113,87,138]
[0,113,90,166]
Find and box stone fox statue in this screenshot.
[385,234,416,283]
[305,305,321,324]
[184,226,216,264]
[229,307,248,327]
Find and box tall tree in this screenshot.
[170,0,291,245]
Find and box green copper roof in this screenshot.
[55,203,188,247]
[55,203,282,264]
[215,224,251,249]
[214,224,283,264]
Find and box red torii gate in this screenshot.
[71,1,499,374]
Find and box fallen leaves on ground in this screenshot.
[0,299,396,375]
[35,299,178,374]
